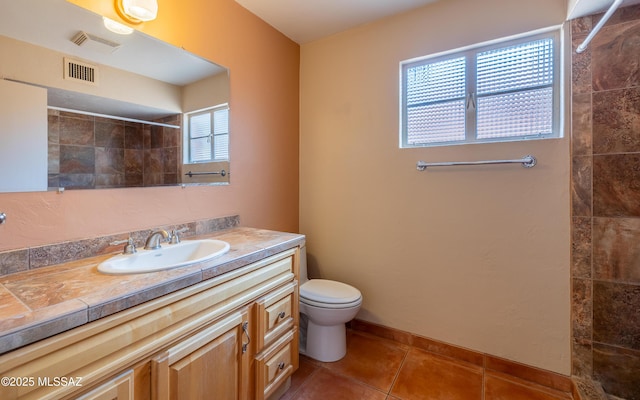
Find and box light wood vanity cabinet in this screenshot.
[0,248,300,400]
[152,309,250,400]
[254,282,299,400]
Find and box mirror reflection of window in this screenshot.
[186,104,229,164]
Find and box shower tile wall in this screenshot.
[571,5,640,399]
[47,110,181,189]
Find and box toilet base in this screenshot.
[304,319,347,362]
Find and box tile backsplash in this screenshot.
[0,215,239,278]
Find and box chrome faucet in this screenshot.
[144,230,169,250]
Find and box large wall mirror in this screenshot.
[0,0,230,192]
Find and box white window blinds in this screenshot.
[186,105,229,163]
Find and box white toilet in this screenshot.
[298,245,362,362]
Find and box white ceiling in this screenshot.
[233,0,442,44]
[236,0,640,44]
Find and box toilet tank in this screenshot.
[299,245,309,284]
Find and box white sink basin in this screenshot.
[98,239,230,275]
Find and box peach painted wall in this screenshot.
[0,0,299,251]
[300,0,571,374]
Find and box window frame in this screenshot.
[184,103,229,164]
[400,29,562,148]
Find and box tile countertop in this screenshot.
[0,227,305,355]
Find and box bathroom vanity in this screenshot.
[0,227,303,400]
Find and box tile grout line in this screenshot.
[386,345,410,398]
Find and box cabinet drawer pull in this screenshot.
[278,311,286,319]
[278,362,285,370]
[242,321,251,354]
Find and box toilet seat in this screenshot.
[300,279,362,309]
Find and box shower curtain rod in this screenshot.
[576,0,624,53]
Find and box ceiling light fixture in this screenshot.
[115,0,158,24]
[103,17,134,35]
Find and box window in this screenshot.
[400,30,561,147]
[185,105,229,163]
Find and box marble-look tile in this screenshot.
[196,215,240,235]
[572,16,592,35]
[95,173,125,188]
[593,342,640,400]
[59,145,95,174]
[572,338,593,377]
[145,148,163,173]
[593,281,640,350]
[201,247,267,280]
[593,154,640,217]
[47,111,60,144]
[217,227,302,252]
[125,149,144,174]
[593,87,640,154]
[95,119,125,148]
[125,124,144,149]
[572,217,592,279]
[150,125,164,148]
[573,278,592,340]
[0,224,303,353]
[0,249,29,276]
[593,217,640,284]
[0,285,30,320]
[58,173,95,189]
[85,270,203,320]
[572,92,592,156]
[163,173,177,185]
[95,147,125,174]
[601,4,640,26]
[572,34,592,95]
[48,144,60,174]
[59,115,94,145]
[572,156,592,217]
[163,147,178,173]
[163,127,179,147]
[592,20,640,91]
[0,299,87,355]
[29,234,128,269]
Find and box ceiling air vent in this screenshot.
[70,31,121,54]
[63,57,98,85]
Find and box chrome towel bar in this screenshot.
[416,155,536,171]
[185,170,227,177]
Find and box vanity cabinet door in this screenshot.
[75,370,134,400]
[152,309,250,400]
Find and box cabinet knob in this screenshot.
[278,362,285,370]
[278,311,286,319]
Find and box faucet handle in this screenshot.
[110,237,137,254]
[169,227,189,244]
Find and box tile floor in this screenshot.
[280,330,573,400]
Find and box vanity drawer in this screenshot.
[256,281,297,349]
[255,329,296,400]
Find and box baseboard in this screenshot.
[348,318,573,394]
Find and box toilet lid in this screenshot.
[300,279,362,304]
